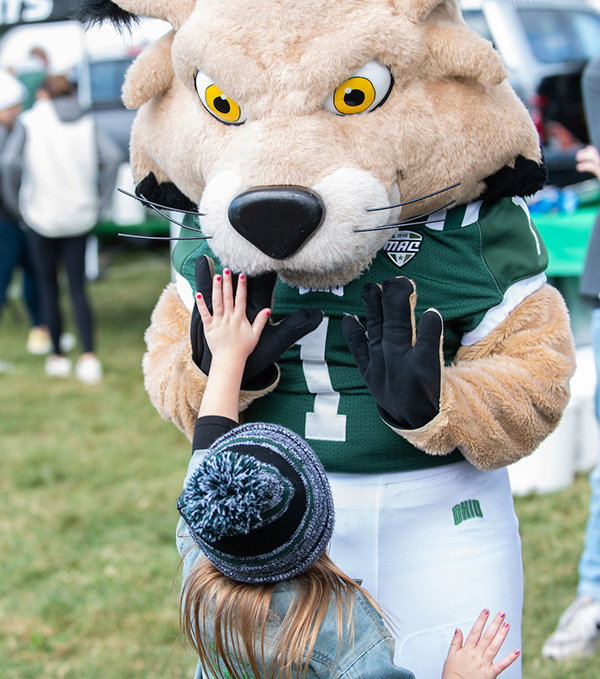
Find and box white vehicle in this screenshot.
[460,0,600,185]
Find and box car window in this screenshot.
[518,8,600,63]
[89,57,135,109]
[570,11,600,61]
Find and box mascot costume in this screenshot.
[75,1,576,676]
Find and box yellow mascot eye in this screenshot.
[195,71,247,125]
[325,61,393,116]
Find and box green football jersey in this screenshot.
[172,197,548,473]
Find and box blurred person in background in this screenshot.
[0,68,50,374]
[13,47,50,111]
[0,71,123,383]
[543,55,600,661]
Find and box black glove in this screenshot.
[342,276,443,429]
[190,255,324,391]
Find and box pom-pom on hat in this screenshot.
[178,423,335,584]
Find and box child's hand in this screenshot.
[195,268,270,365]
[442,610,520,679]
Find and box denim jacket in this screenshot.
[177,451,415,679]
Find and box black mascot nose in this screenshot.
[228,186,325,260]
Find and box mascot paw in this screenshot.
[191,255,323,391]
[342,276,443,429]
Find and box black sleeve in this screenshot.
[193,415,238,452]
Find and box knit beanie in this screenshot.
[177,422,335,584]
[0,70,26,111]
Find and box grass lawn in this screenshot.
[0,244,598,678]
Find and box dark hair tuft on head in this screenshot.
[68,0,138,29]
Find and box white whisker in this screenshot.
[366,182,460,212]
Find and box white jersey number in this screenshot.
[295,316,347,441]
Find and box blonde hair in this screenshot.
[180,553,383,679]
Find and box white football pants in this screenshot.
[328,461,523,679]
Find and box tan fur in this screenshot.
[122,31,175,109]
[113,0,194,28]
[143,282,575,463]
[117,0,576,469]
[393,284,576,470]
[120,0,542,287]
[423,23,507,86]
[142,284,279,440]
[401,0,460,22]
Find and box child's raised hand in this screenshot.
[195,268,270,364]
[442,610,520,679]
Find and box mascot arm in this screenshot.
[391,283,576,471]
[143,284,277,441]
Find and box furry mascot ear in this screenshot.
[70,0,198,210]
[69,0,194,29]
[401,0,463,22]
[121,29,175,108]
[68,0,139,28]
[401,0,506,86]
[399,0,546,198]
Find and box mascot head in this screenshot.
[75,0,547,287]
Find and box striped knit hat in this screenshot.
[177,423,334,584]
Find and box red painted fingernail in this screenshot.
[239,274,245,279]
[224,269,230,275]
[216,275,221,281]
[514,650,520,657]
[265,310,271,317]
[483,609,489,615]
[502,622,510,629]
[196,293,202,299]
[499,611,506,618]
[454,629,459,636]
